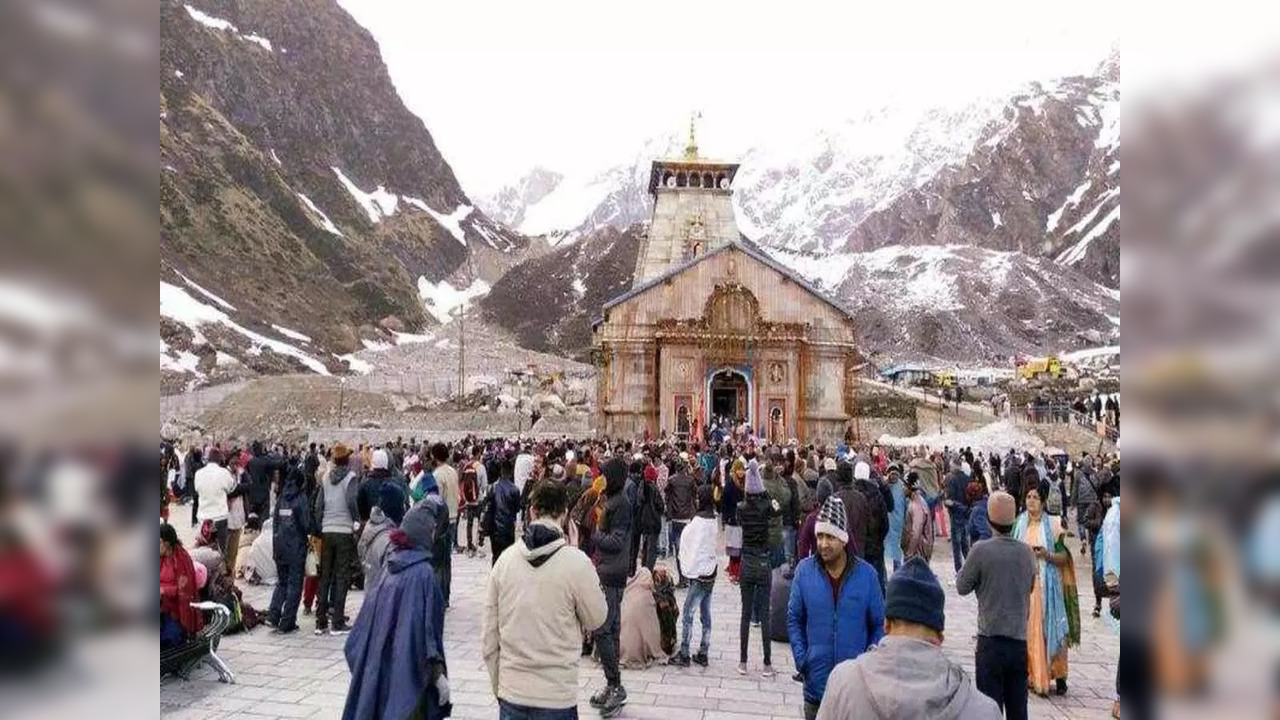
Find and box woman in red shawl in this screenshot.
[160,523,204,636]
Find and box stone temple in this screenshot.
[592,119,864,443]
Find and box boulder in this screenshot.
[378,315,406,333]
[541,394,568,414]
[1079,329,1105,345]
[496,394,518,412]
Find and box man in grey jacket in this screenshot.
[818,557,999,720]
[313,443,360,635]
[956,491,1037,720]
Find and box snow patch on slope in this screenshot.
[1057,206,1119,266]
[417,277,491,324]
[160,281,330,375]
[174,269,236,311]
[271,324,312,343]
[184,5,274,52]
[297,193,343,237]
[404,198,471,245]
[332,167,398,223]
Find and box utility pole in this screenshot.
[338,377,346,429]
[457,299,466,409]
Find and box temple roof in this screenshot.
[594,237,855,328]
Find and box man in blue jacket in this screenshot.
[788,496,886,720]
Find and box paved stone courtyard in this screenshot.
[161,525,1119,720]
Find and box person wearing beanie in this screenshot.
[817,558,1001,720]
[635,463,664,573]
[343,503,451,720]
[588,456,633,716]
[668,484,719,668]
[853,460,890,596]
[797,478,835,560]
[736,458,782,677]
[956,491,1037,719]
[788,496,885,719]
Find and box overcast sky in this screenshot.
[340,0,1124,196]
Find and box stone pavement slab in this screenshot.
[162,524,1118,719]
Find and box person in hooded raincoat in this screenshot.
[267,466,311,633]
[342,503,451,720]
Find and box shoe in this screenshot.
[792,672,804,682]
[272,624,299,635]
[692,652,708,667]
[760,666,777,679]
[1092,606,1101,618]
[1055,678,1068,696]
[599,686,627,717]
[737,662,748,675]
[329,624,351,636]
[589,686,611,708]
[314,627,328,636]
[751,620,761,628]
[668,652,690,667]
[264,618,278,628]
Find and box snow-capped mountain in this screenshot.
[482,52,1120,288]
[478,166,563,231]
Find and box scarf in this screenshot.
[1015,512,1069,660]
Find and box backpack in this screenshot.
[1045,477,1064,516]
[479,485,497,539]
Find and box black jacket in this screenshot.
[637,480,664,534]
[855,479,888,558]
[246,451,286,508]
[737,492,778,585]
[665,472,697,522]
[273,474,310,565]
[594,459,633,588]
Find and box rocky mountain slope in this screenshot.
[160,0,522,392]
[480,53,1119,288]
[478,225,643,361]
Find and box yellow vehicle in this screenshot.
[1016,355,1063,380]
[932,370,957,387]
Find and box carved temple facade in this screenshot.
[593,127,863,443]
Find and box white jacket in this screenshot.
[194,464,237,522]
[679,514,720,580]
[483,519,607,709]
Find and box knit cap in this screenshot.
[814,496,848,544]
[372,449,389,470]
[854,461,871,481]
[886,556,946,632]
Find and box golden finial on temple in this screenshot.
[684,111,702,160]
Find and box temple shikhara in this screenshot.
[592,117,864,443]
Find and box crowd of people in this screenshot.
[160,432,1137,720]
